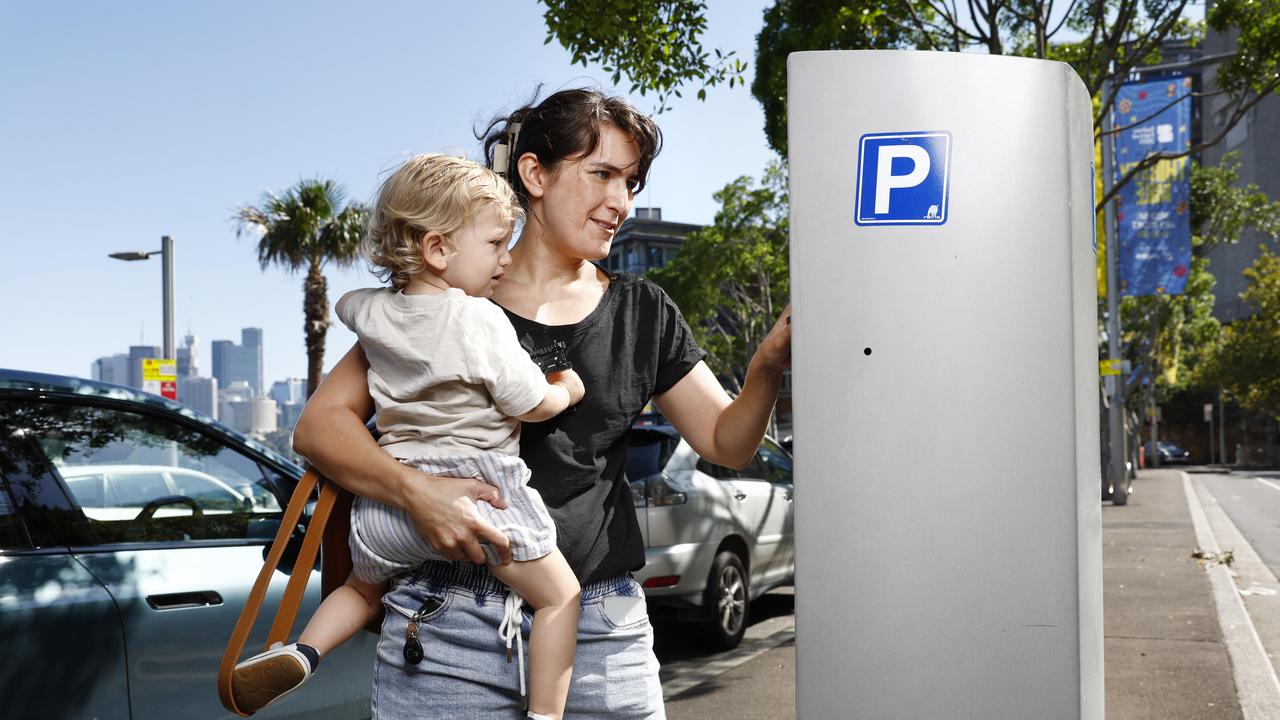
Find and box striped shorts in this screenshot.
[349,452,556,584]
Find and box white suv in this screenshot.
[628,423,795,649]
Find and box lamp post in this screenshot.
[109,235,175,359]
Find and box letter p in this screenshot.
[874,145,931,214]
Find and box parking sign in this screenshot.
[855,131,952,226]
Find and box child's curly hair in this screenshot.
[363,154,522,290]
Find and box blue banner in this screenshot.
[1111,77,1193,296]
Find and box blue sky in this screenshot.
[0,0,776,385]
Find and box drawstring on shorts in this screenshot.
[498,590,527,708]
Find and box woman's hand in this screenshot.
[296,343,513,565]
[402,473,513,565]
[754,304,792,373]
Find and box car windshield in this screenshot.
[626,430,676,480]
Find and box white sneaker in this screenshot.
[231,641,314,714]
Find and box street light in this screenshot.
[109,235,175,359]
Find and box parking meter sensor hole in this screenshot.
[864,348,872,356]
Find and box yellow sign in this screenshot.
[142,359,178,400]
[1099,359,1121,377]
[142,359,176,381]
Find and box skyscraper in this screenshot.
[92,354,130,385]
[211,328,264,396]
[177,333,199,378]
[179,375,219,420]
[127,345,161,390]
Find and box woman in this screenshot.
[293,88,791,719]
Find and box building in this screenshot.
[91,354,130,386]
[1199,30,1280,323]
[269,378,306,406]
[126,345,161,390]
[177,333,199,378]
[178,375,218,420]
[212,327,264,396]
[604,208,701,275]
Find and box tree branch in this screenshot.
[1097,78,1280,211]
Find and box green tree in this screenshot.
[233,179,367,399]
[1120,154,1280,416]
[1201,247,1280,419]
[649,161,790,397]
[541,0,1280,208]
[540,0,746,112]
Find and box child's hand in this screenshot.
[550,369,585,406]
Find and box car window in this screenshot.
[3,399,284,545]
[695,457,738,479]
[757,440,793,485]
[626,430,676,480]
[696,455,770,481]
[0,470,28,549]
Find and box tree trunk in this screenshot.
[303,260,330,399]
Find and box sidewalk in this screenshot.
[665,469,1253,719]
[1104,468,1244,719]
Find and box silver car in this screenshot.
[628,423,795,649]
[0,369,375,719]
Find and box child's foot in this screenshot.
[231,641,319,714]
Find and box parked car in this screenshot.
[627,422,795,649]
[0,369,375,719]
[1146,441,1191,465]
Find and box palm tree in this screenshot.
[233,179,367,399]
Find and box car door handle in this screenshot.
[146,590,223,610]
[784,489,793,501]
[733,490,747,501]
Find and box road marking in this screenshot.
[1183,472,1280,719]
[659,613,795,701]
[1256,477,1280,494]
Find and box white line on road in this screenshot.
[659,613,795,701]
[1256,477,1280,494]
[1183,472,1280,720]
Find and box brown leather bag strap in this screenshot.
[217,469,331,716]
[267,477,339,645]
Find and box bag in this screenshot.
[217,469,382,716]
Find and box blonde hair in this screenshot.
[363,154,522,290]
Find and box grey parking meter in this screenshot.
[789,51,1103,719]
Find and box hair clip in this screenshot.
[493,122,522,181]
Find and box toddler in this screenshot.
[231,154,582,720]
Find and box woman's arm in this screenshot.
[653,306,791,468]
[293,342,512,564]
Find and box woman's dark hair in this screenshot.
[479,87,663,210]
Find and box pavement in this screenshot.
[662,468,1280,719]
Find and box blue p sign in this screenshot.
[855,131,952,226]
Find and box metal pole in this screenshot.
[1219,389,1227,467]
[1150,307,1160,468]
[1101,79,1129,503]
[162,235,174,360]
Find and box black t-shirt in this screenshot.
[502,271,706,584]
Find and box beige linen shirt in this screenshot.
[336,287,547,460]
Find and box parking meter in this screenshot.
[789,51,1103,719]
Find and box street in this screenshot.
[654,468,1280,719]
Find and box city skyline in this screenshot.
[0,1,775,384]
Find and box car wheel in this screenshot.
[699,550,749,650]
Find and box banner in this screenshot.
[1110,77,1193,296]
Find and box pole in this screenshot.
[1218,389,1227,467]
[162,235,174,360]
[1101,79,1129,503]
[1150,306,1160,468]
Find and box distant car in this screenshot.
[1146,441,1191,465]
[0,369,375,719]
[627,423,794,650]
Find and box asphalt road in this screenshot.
[1199,469,1280,580]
